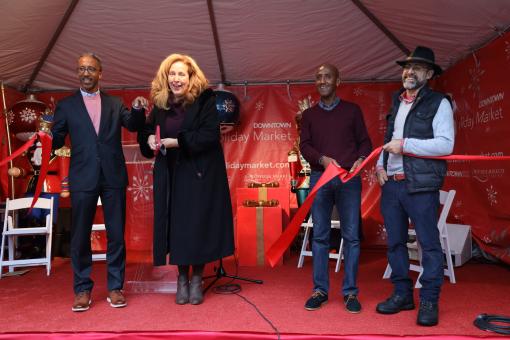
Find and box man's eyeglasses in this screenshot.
[77,66,98,74]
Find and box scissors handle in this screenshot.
[154,125,161,156]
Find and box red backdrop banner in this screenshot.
[435,30,510,263]
[3,30,508,265]
[32,83,398,262]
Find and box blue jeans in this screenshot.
[310,170,361,296]
[381,180,443,303]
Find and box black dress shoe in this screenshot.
[376,294,415,314]
[344,294,362,313]
[417,301,439,326]
[304,291,328,311]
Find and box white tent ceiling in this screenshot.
[1,0,510,91]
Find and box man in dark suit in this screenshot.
[51,53,147,312]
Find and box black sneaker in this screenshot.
[304,291,328,311]
[417,301,439,326]
[344,294,361,313]
[376,294,415,314]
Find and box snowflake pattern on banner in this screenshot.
[353,87,364,96]
[486,184,498,206]
[505,40,510,60]
[377,92,387,135]
[376,224,387,241]
[467,56,485,99]
[255,100,264,112]
[20,107,38,124]
[127,174,152,202]
[362,166,376,187]
[453,200,464,220]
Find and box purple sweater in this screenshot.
[300,100,372,171]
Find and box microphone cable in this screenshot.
[474,314,510,335]
[212,253,281,339]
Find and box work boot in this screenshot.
[376,294,415,314]
[417,301,439,326]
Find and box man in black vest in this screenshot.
[375,46,455,326]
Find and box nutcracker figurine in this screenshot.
[288,96,312,206]
[7,96,70,200]
[6,95,70,257]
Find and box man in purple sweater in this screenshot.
[300,64,372,313]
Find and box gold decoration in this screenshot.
[38,116,53,134]
[54,146,71,157]
[243,199,279,207]
[297,95,313,113]
[247,181,279,188]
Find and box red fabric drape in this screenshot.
[28,31,510,264]
[434,31,510,263]
[36,84,398,261]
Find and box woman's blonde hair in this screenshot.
[151,54,209,109]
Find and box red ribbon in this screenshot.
[32,132,52,210]
[265,164,347,267]
[266,146,510,267]
[0,133,39,167]
[0,131,53,210]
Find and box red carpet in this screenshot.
[0,249,509,339]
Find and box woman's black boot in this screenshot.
[175,265,190,305]
[189,264,204,305]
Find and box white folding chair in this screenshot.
[383,189,457,288]
[0,197,54,277]
[91,197,106,261]
[297,215,344,272]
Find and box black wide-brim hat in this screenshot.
[396,46,442,76]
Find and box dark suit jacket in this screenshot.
[52,90,145,192]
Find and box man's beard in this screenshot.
[403,77,425,90]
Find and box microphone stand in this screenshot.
[203,258,263,293]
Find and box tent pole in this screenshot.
[350,0,409,56]
[207,0,227,84]
[23,0,81,92]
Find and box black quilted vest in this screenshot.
[383,86,447,193]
